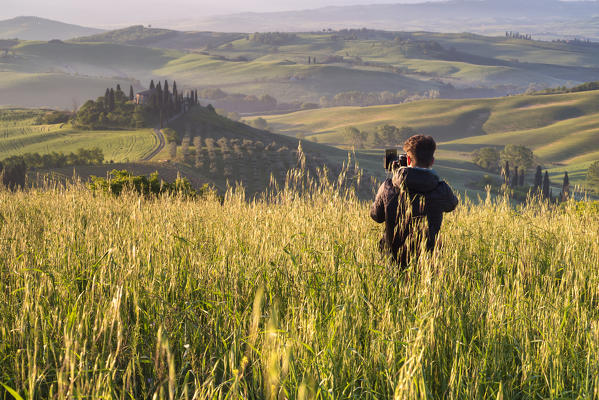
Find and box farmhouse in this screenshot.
[135,89,156,105]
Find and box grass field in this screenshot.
[0,108,157,162]
[258,90,599,191]
[1,173,598,398]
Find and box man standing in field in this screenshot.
[370,135,458,268]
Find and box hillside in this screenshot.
[257,90,599,191]
[0,40,180,108]
[3,30,599,110]
[0,108,157,162]
[73,25,244,50]
[0,16,103,40]
[0,106,374,198]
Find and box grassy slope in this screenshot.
[0,106,376,198]
[258,90,599,191]
[0,108,157,162]
[0,41,181,109]
[152,106,375,196]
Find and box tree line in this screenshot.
[343,125,417,149]
[473,145,599,198]
[0,148,104,189]
[74,80,199,130]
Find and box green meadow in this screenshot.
[258,90,599,191]
[0,108,157,162]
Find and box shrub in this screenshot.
[88,169,201,197]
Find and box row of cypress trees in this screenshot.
[502,161,571,201]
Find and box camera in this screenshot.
[384,149,408,172]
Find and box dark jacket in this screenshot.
[370,167,458,264]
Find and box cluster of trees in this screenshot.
[147,79,198,124]
[74,84,141,130]
[249,32,297,45]
[533,81,599,95]
[473,145,593,200]
[0,158,26,189]
[552,38,598,47]
[505,32,532,40]
[588,161,599,193]
[36,110,71,125]
[74,80,199,130]
[473,145,534,174]
[319,90,439,108]
[197,88,278,113]
[88,169,200,197]
[3,148,104,170]
[0,148,104,189]
[344,125,417,149]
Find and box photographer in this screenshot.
[370,135,458,268]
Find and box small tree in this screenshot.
[472,147,500,172]
[542,171,551,199]
[251,117,268,130]
[534,165,543,190]
[129,85,134,101]
[502,161,510,185]
[108,88,115,112]
[561,171,570,201]
[149,80,155,90]
[344,126,367,149]
[501,144,534,173]
[587,161,599,192]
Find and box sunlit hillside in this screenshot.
[259,90,599,190]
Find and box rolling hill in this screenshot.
[0,106,373,198]
[256,89,599,192]
[0,16,103,40]
[4,27,599,110]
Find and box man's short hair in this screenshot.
[403,135,436,167]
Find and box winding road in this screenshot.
[141,111,184,161]
[142,127,166,161]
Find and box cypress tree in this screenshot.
[109,88,115,112]
[104,88,110,111]
[519,169,525,186]
[561,171,570,201]
[156,82,163,108]
[542,171,550,199]
[129,85,134,101]
[163,80,170,105]
[116,84,122,94]
[195,90,199,105]
[172,81,178,112]
[502,161,510,185]
[534,166,542,190]
[150,80,155,90]
[512,166,519,187]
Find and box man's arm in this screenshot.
[370,180,390,223]
[436,181,459,213]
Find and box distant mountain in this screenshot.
[174,0,599,38]
[0,16,104,40]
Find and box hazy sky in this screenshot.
[1,0,436,27]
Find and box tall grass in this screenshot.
[1,171,598,399]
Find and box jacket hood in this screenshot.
[392,167,440,193]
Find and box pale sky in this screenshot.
[1,0,436,28]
